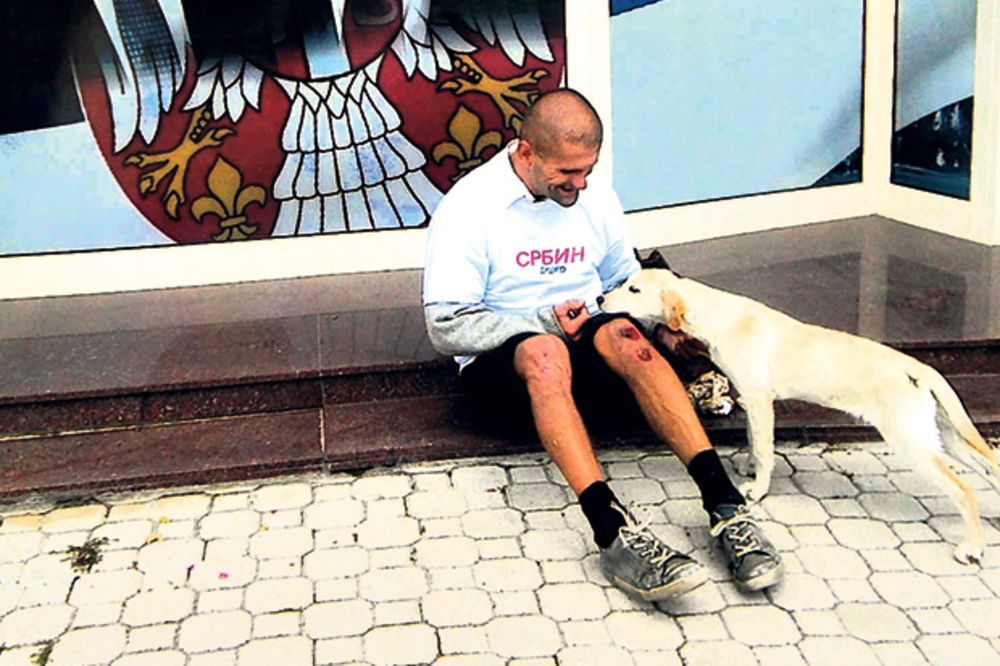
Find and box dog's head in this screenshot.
[598,269,688,331]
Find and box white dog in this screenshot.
[599,268,1000,564]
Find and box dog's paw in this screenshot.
[734,455,756,478]
[739,479,769,503]
[953,541,984,566]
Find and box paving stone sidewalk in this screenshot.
[1,441,1000,666]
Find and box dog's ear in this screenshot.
[660,289,686,331]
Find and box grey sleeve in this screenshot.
[424,302,564,357]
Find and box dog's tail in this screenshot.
[923,365,1000,487]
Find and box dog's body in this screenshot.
[600,269,1000,563]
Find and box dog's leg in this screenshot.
[738,396,776,502]
[924,452,985,564]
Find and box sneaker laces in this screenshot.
[719,520,763,558]
[710,508,763,559]
[619,525,684,572]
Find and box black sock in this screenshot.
[579,481,627,548]
[687,449,745,516]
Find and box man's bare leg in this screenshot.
[591,319,712,464]
[513,334,603,494]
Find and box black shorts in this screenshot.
[459,313,649,437]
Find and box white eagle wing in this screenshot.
[182,56,265,123]
[390,0,553,81]
[91,0,188,152]
[271,64,442,235]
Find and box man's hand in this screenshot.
[554,299,591,342]
[654,324,709,360]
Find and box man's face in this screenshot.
[522,139,599,207]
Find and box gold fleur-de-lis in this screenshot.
[191,156,266,241]
[431,105,503,181]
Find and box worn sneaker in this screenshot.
[710,504,783,591]
[600,505,708,601]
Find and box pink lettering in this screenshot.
[516,246,587,267]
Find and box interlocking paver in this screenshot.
[314,636,364,664]
[0,531,42,563]
[558,645,632,665]
[70,570,142,606]
[473,558,542,591]
[114,650,187,666]
[797,545,871,579]
[423,589,493,627]
[248,526,313,558]
[245,577,313,613]
[177,611,251,652]
[364,624,438,664]
[251,483,313,511]
[537,582,609,620]
[869,642,931,666]
[2,443,1000,665]
[506,483,571,511]
[858,547,912,571]
[950,598,1000,637]
[41,504,108,533]
[0,603,74,645]
[352,475,412,500]
[462,508,525,538]
[48,624,127,665]
[561,618,612,646]
[799,636,881,666]
[767,573,837,611]
[413,536,479,569]
[836,602,917,641]
[199,510,260,539]
[722,605,802,646]
[122,588,195,626]
[252,610,301,638]
[126,623,178,652]
[763,495,830,525]
[520,529,587,561]
[303,599,373,639]
[791,609,845,636]
[485,615,562,658]
[907,607,965,634]
[238,635,312,663]
[680,641,756,666]
[919,634,1000,665]
[605,610,683,651]
[358,565,428,601]
[356,517,420,548]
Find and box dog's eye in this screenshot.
[628,286,641,294]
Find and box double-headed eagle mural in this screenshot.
[74,0,564,243]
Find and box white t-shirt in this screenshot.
[422,142,639,366]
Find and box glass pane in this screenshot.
[610,0,864,211]
[892,0,977,199]
[0,1,567,255]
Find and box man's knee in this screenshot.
[593,318,658,365]
[513,334,572,390]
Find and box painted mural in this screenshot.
[0,0,565,255]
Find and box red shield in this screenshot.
[75,5,566,244]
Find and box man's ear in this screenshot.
[660,289,686,331]
[515,138,535,163]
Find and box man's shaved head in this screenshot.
[520,89,603,158]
